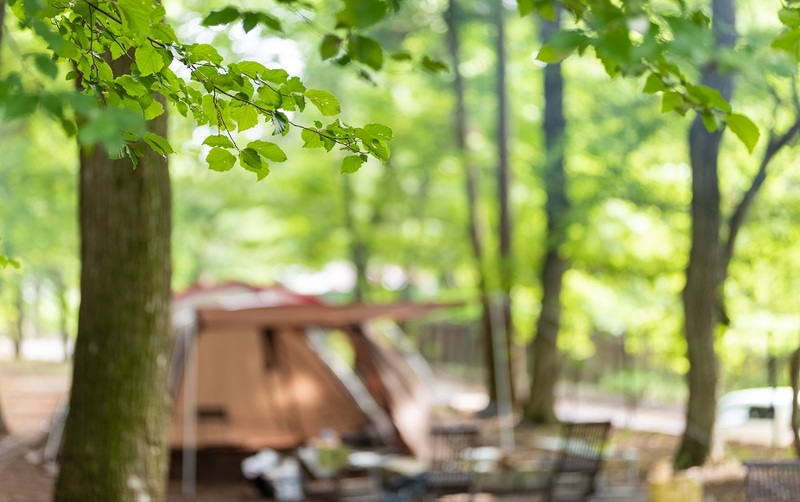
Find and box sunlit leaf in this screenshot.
[306,89,340,116]
[248,140,287,162]
[341,154,366,173]
[206,147,236,172]
[135,45,164,76]
[727,113,760,153]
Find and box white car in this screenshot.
[715,386,798,451]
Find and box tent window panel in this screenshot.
[198,406,228,422]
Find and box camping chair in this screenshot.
[535,420,612,501]
[424,423,480,500]
[744,460,800,502]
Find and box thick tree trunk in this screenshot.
[523,8,569,425]
[54,59,172,500]
[674,0,736,469]
[445,0,497,403]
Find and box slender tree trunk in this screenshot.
[445,0,497,403]
[342,175,368,302]
[12,280,23,360]
[524,8,569,425]
[494,0,516,405]
[674,0,736,469]
[790,347,800,458]
[0,0,12,436]
[54,273,72,362]
[54,58,172,500]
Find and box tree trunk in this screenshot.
[674,0,736,469]
[54,58,172,500]
[13,280,23,360]
[523,8,569,425]
[342,175,368,302]
[445,0,497,404]
[53,273,72,362]
[494,0,516,406]
[790,347,800,458]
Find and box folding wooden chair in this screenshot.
[538,420,612,502]
[424,423,480,499]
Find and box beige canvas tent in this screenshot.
[169,282,448,463]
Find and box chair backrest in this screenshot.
[429,423,480,472]
[745,460,800,502]
[554,421,612,475]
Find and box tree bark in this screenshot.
[13,280,23,360]
[54,57,172,500]
[790,347,800,458]
[523,8,569,425]
[445,0,498,404]
[494,0,516,406]
[674,0,736,469]
[342,175,368,302]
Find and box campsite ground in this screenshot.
[0,360,787,501]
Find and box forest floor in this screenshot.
[0,360,790,501]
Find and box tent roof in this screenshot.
[196,301,461,328]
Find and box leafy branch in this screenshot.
[9,0,393,177]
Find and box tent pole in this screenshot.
[182,322,199,498]
[489,296,515,452]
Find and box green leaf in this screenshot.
[187,44,224,66]
[118,0,151,37]
[518,0,535,17]
[701,111,720,132]
[320,34,343,61]
[202,7,240,26]
[661,91,683,113]
[0,254,20,269]
[115,75,148,97]
[336,0,387,29]
[230,104,259,131]
[203,135,234,148]
[144,131,174,155]
[253,12,282,32]
[364,123,392,141]
[233,61,268,78]
[421,56,449,74]
[727,113,760,153]
[306,89,340,116]
[642,73,665,94]
[240,148,270,180]
[143,99,164,120]
[779,8,800,28]
[341,155,366,174]
[78,107,147,153]
[240,147,262,169]
[348,35,383,71]
[391,51,412,61]
[301,128,324,148]
[248,140,287,162]
[206,147,236,172]
[135,45,164,76]
[771,29,800,57]
[272,111,289,136]
[261,68,289,84]
[257,85,283,108]
[33,54,58,79]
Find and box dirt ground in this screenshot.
[0,360,784,501]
